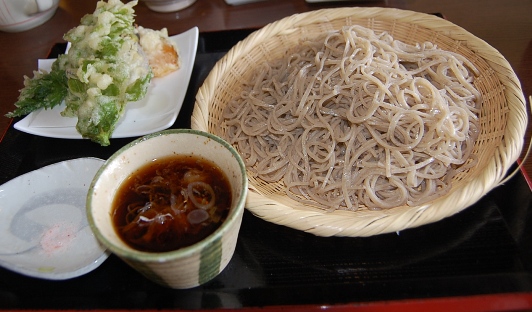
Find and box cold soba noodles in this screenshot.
[222,25,481,211]
[112,155,232,252]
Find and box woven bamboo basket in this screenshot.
[192,7,528,237]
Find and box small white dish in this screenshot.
[0,157,109,280]
[0,0,59,33]
[14,27,199,140]
[142,0,197,12]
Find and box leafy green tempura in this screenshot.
[5,59,67,118]
[6,0,153,146]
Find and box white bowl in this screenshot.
[141,0,197,13]
[0,0,59,32]
[87,129,248,289]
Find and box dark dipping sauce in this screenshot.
[112,155,232,252]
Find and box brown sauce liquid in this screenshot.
[112,155,232,252]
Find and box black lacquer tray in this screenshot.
[1,29,532,310]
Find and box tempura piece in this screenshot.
[136,26,180,78]
[59,0,153,146]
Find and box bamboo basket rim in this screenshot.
[192,7,528,237]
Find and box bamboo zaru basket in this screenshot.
[191,7,528,237]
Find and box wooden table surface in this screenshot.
[1,0,530,175]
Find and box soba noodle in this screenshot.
[222,25,481,211]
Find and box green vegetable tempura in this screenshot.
[5,60,67,118]
[6,0,153,146]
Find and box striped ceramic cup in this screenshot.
[87,129,248,289]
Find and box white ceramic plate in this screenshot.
[14,27,199,139]
[0,158,109,280]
